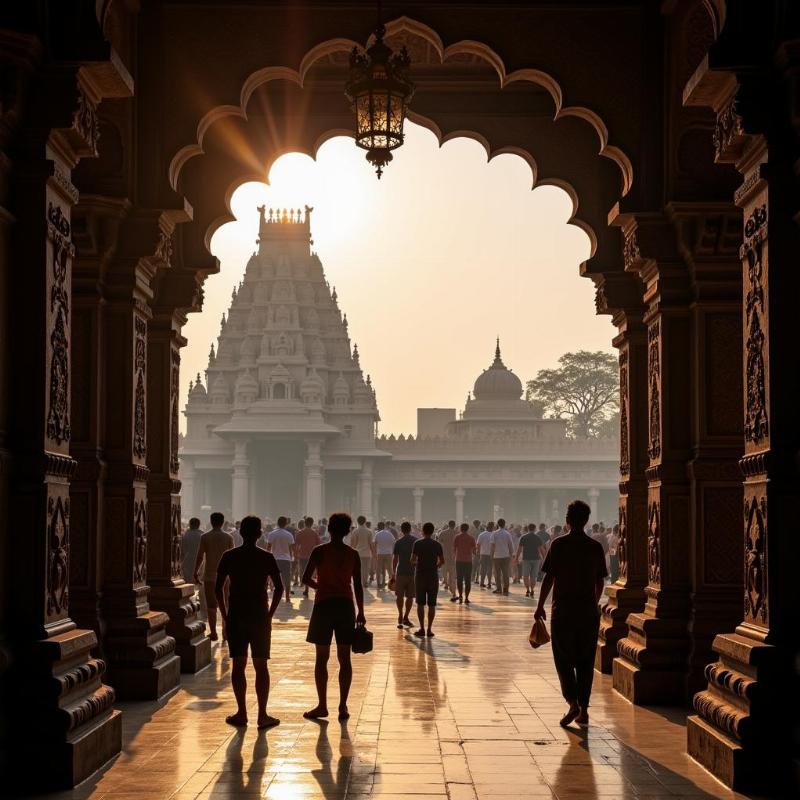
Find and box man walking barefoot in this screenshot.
[302,512,366,721]
[411,522,444,638]
[215,516,283,728]
[534,500,607,727]
[194,512,234,641]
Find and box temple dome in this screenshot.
[472,341,523,400]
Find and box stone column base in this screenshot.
[3,627,122,790]
[686,631,790,793]
[104,608,181,700]
[149,582,211,673]
[612,610,689,704]
[595,584,646,673]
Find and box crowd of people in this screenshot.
[183,503,614,730]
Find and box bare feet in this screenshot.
[414,629,425,637]
[559,703,580,727]
[338,706,350,720]
[576,708,589,725]
[225,712,247,727]
[402,617,412,627]
[257,714,280,729]
[303,707,329,719]
[426,630,435,638]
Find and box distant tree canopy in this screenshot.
[525,350,619,438]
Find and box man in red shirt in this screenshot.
[453,523,477,604]
[295,517,321,598]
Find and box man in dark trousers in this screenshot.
[216,515,283,729]
[534,499,607,727]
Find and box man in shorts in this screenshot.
[411,522,444,638]
[392,521,416,628]
[216,515,283,728]
[476,522,494,588]
[373,521,396,589]
[517,523,546,598]
[349,515,374,587]
[438,520,458,601]
[193,511,234,641]
[267,517,295,602]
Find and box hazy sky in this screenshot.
[181,122,614,434]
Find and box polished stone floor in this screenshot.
[44,585,758,800]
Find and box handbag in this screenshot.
[352,623,373,654]
[528,617,551,649]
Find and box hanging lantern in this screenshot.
[345,21,414,178]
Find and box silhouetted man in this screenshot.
[535,499,607,726]
[216,515,283,728]
[392,521,416,628]
[411,522,444,638]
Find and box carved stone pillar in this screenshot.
[99,213,180,700]
[454,487,465,524]
[413,487,424,522]
[593,273,648,673]
[146,311,210,673]
[613,219,694,704]
[304,439,324,520]
[684,62,798,791]
[2,68,124,789]
[231,439,250,521]
[359,462,373,519]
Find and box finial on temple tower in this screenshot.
[496,337,501,360]
[492,337,505,368]
[209,343,216,360]
[353,343,360,365]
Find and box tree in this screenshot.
[525,350,618,438]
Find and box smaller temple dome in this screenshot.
[472,340,523,401]
[189,373,207,401]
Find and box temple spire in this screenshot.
[492,337,505,368]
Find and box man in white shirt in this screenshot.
[349,515,375,587]
[490,519,515,595]
[373,521,396,589]
[266,516,295,602]
[476,522,494,589]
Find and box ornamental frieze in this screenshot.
[741,204,769,445]
[646,321,661,462]
[617,503,628,580]
[647,499,661,585]
[623,227,640,269]
[170,349,181,476]
[743,494,768,625]
[170,500,183,580]
[133,498,148,585]
[72,86,100,155]
[133,317,147,460]
[46,202,74,445]
[619,350,630,476]
[46,494,70,620]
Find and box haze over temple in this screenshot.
[180,209,618,523]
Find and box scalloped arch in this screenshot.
[168,15,634,200]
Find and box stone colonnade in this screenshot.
[0,2,797,794]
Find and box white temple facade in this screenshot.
[180,209,619,524]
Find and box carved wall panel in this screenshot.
[170,500,182,579]
[743,491,768,627]
[702,487,744,585]
[45,492,70,624]
[741,204,769,447]
[647,321,661,462]
[705,314,743,436]
[46,202,74,446]
[169,348,180,476]
[617,502,628,579]
[133,316,147,460]
[647,498,661,585]
[132,498,148,585]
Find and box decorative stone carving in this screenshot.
[133,316,147,460]
[46,494,70,620]
[154,230,173,267]
[647,499,661,585]
[133,498,148,585]
[170,500,182,580]
[72,86,100,154]
[741,205,769,445]
[623,227,640,269]
[647,321,661,461]
[46,202,74,445]
[169,350,180,476]
[617,503,628,579]
[743,494,767,625]
[619,351,630,476]
[713,96,744,161]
